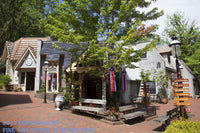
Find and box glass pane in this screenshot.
[146,82,156,94]
[48,73,57,91]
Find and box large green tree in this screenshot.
[45,0,163,107]
[163,11,200,75]
[0,0,59,54]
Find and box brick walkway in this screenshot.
[0,91,199,133]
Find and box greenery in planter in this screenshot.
[0,61,6,75]
[152,70,170,99]
[164,118,200,133]
[13,87,22,92]
[0,75,12,89]
[62,72,79,105]
[36,81,45,93]
[140,69,170,104]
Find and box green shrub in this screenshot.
[164,119,200,133]
[0,75,12,89]
[36,88,45,93]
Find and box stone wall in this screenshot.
[35,92,65,101]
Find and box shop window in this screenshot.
[48,73,57,91]
[146,81,156,94]
[167,53,171,64]
[21,72,25,84]
[157,62,161,69]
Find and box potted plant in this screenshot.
[106,106,118,121]
[153,71,170,104]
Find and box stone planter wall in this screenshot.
[35,92,65,102]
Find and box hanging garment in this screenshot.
[110,67,117,92]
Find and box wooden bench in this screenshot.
[72,98,106,114]
[153,107,178,130]
[119,104,146,122]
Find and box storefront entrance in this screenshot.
[26,72,35,91]
[82,74,102,99]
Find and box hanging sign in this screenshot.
[173,93,190,96]
[172,84,189,87]
[172,79,189,82]
[173,97,190,101]
[173,88,189,92]
[174,102,191,106]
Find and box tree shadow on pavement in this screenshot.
[0,94,32,107]
[152,125,163,132]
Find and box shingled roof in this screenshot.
[156,45,172,54]
[41,41,88,71]
[10,37,49,60]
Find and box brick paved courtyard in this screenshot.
[0,91,199,133]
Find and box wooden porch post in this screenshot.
[79,72,82,106]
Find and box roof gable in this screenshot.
[14,47,37,70]
[156,45,172,54]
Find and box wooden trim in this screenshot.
[174,102,191,106]
[119,104,138,112]
[173,97,190,101]
[80,98,106,105]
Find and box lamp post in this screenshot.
[169,35,181,78]
[43,60,49,103]
[169,35,186,118]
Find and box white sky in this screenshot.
[145,0,200,36]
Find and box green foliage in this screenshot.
[44,0,163,98]
[164,119,200,133]
[140,69,151,84]
[62,72,79,103]
[0,61,6,75]
[0,75,12,89]
[140,69,170,98]
[152,70,170,98]
[37,81,45,93]
[0,0,59,53]
[163,11,200,75]
[36,89,45,93]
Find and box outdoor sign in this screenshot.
[172,79,189,82]
[173,97,190,101]
[141,88,149,90]
[173,93,190,96]
[174,102,191,106]
[173,88,189,92]
[172,84,189,87]
[172,78,191,106]
[141,85,149,88]
[141,93,149,96]
[141,90,150,93]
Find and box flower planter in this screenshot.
[160,98,168,104]
[55,95,65,111]
[108,115,118,121]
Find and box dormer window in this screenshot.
[167,53,171,64]
[157,62,161,69]
[141,53,147,58]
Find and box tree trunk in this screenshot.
[102,76,106,111]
